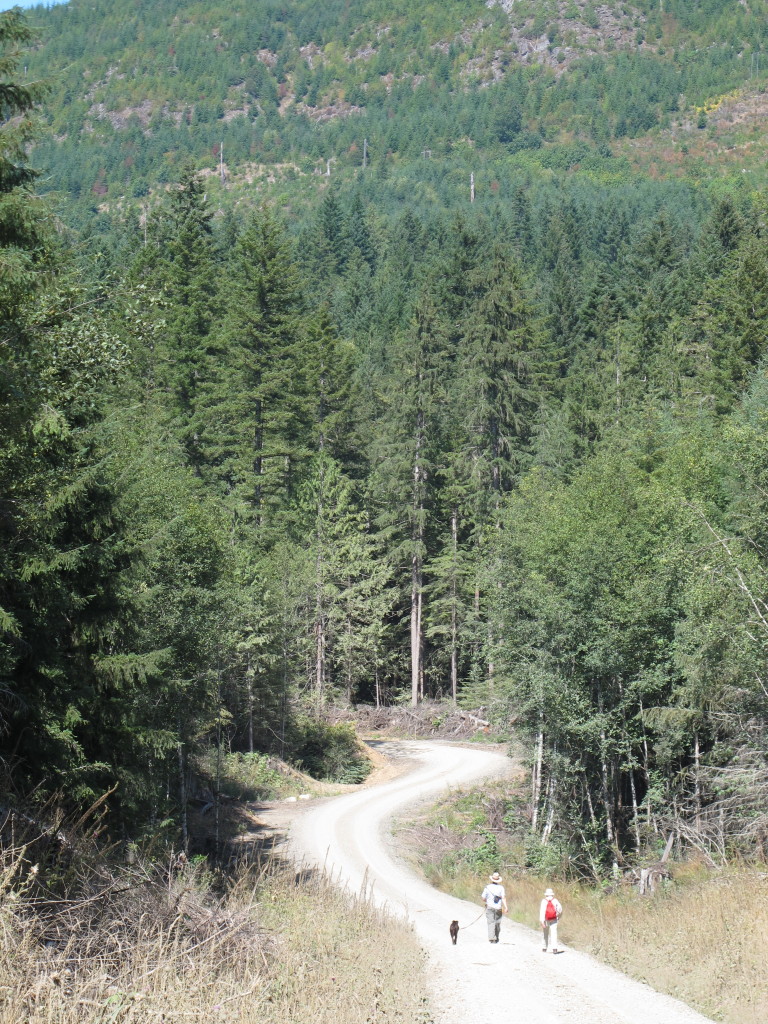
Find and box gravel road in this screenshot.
[288,740,716,1024]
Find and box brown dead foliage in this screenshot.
[0,806,270,984]
[328,699,495,740]
[0,799,430,1024]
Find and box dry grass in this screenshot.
[561,869,768,1024]
[256,870,432,1024]
[0,844,431,1024]
[0,853,270,1024]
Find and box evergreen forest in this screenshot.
[4,0,768,873]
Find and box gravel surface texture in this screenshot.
[286,740,716,1024]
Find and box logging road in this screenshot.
[285,740,715,1024]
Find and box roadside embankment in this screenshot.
[0,839,430,1024]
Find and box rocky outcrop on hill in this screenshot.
[476,0,650,76]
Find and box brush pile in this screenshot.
[329,699,493,739]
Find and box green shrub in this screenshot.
[524,832,567,875]
[290,718,372,784]
[462,829,500,873]
[202,751,289,801]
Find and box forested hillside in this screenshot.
[3,0,768,872]
[21,0,768,213]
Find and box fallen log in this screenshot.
[457,712,491,728]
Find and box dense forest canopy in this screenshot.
[3,0,768,871]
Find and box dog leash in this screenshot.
[459,909,487,930]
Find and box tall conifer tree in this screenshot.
[146,164,220,464]
[199,209,310,538]
[371,290,450,705]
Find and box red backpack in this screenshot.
[545,898,558,922]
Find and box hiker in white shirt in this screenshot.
[539,887,562,953]
[481,871,507,943]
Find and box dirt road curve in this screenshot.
[289,740,715,1024]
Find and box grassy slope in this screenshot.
[1,840,430,1024]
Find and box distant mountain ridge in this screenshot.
[21,0,768,212]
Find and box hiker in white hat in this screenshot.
[539,887,563,953]
[480,871,507,943]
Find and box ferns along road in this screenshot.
[289,741,714,1024]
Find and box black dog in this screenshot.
[449,920,459,945]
